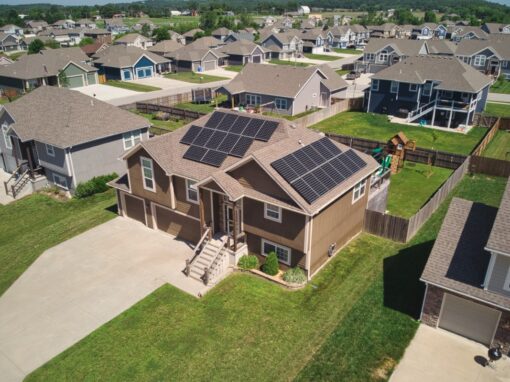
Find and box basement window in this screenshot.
[262,239,291,265]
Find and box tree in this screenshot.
[200,10,219,31]
[28,39,45,55]
[58,70,69,87]
[152,27,170,42]
[78,37,94,47]
[44,39,60,49]
[141,23,151,37]
[424,11,437,23]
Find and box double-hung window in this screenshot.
[123,130,142,150]
[371,79,379,91]
[352,179,367,203]
[409,83,418,92]
[186,179,198,204]
[474,55,486,67]
[275,98,287,110]
[264,203,282,223]
[52,173,68,190]
[246,94,261,105]
[377,50,388,63]
[2,124,11,150]
[140,156,155,192]
[45,144,55,157]
[390,81,399,94]
[423,82,433,97]
[262,239,291,265]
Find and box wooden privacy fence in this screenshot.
[471,117,501,156]
[363,210,409,243]
[470,156,510,177]
[136,102,206,120]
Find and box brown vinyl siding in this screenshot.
[173,176,200,218]
[310,182,369,274]
[154,204,201,243]
[123,193,146,224]
[246,232,306,270]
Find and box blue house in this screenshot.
[92,45,170,81]
[366,56,492,129]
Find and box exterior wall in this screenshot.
[237,92,294,116]
[0,111,18,172]
[62,63,88,88]
[0,75,24,92]
[173,175,199,219]
[45,167,72,190]
[487,254,510,298]
[133,56,156,78]
[87,72,97,85]
[261,35,283,51]
[247,232,306,270]
[293,72,325,114]
[310,181,369,274]
[34,141,71,176]
[421,284,510,353]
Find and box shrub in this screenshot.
[261,252,279,276]
[283,267,307,284]
[74,173,118,199]
[237,255,259,270]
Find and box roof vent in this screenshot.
[298,139,304,146]
[90,99,94,106]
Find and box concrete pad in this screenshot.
[130,76,196,89]
[0,217,210,380]
[391,324,510,382]
[73,84,139,101]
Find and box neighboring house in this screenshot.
[189,36,224,49]
[92,45,170,80]
[455,36,510,78]
[104,18,129,35]
[0,56,13,66]
[216,40,268,65]
[25,20,49,33]
[0,47,98,93]
[211,27,232,42]
[0,24,23,36]
[349,24,370,46]
[39,28,85,47]
[108,109,379,285]
[367,23,397,38]
[0,86,150,196]
[182,28,204,44]
[259,32,303,59]
[132,19,156,33]
[168,30,186,45]
[396,24,414,39]
[482,23,510,35]
[223,31,255,43]
[218,63,348,115]
[0,33,22,52]
[297,28,328,53]
[420,178,510,352]
[165,44,225,72]
[76,19,97,29]
[329,25,353,48]
[147,39,183,57]
[411,23,447,40]
[83,28,112,44]
[52,19,75,29]
[367,56,492,129]
[448,26,488,42]
[114,33,153,50]
[262,16,277,27]
[81,41,109,57]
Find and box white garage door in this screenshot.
[202,60,216,71]
[439,294,500,345]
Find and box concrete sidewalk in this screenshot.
[488,93,510,104]
[0,218,210,381]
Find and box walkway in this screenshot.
[488,93,510,104]
[0,218,210,381]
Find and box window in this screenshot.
[371,79,379,91]
[409,83,418,92]
[52,173,68,189]
[504,267,510,292]
[264,203,282,222]
[442,90,453,99]
[365,53,375,61]
[377,50,388,63]
[390,81,399,94]
[246,94,261,105]
[123,130,142,150]
[352,179,367,203]
[262,239,291,265]
[423,82,433,97]
[45,144,55,157]
[140,156,155,192]
[473,55,486,67]
[275,98,287,110]
[186,179,198,204]
[2,124,11,150]
[502,60,508,68]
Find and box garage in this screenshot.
[124,194,146,225]
[438,294,501,345]
[252,55,261,63]
[67,75,85,88]
[136,66,153,79]
[153,204,201,243]
[202,60,216,71]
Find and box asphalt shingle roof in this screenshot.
[93,45,169,68]
[486,178,510,256]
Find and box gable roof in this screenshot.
[147,39,183,55]
[93,45,169,68]
[425,40,457,55]
[211,27,232,36]
[2,86,150,149]
[455,35,510,60]
[363,38,425,56]
[164,44,224,62]
[483,23,510,34]
[182,28,204,38]
[486,178,510,256]
[216,40,267,56]
[81,41,109,56]
[372,56,492,93]
[114,33,151,44]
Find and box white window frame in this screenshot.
[52,173,68,190]
[409,83,418,92]
[123,130,142,150]
[185,178,198,204]
[261,239,291,265]
[502,60,508,68]
[264,203,282,223]
[274,98,287,110]
[423,82,433,97]
[474,55,486,67]
[2,123,12,150]
[45,144,55,157]
[390,81,399,94]
[377,50,388,63]
[371,79,379,91]
[140,156,155,192]
[503,267,510,292]
[246,94,261,106]
[352,179,367,203]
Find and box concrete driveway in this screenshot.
[73,83,139,101]
[391,325,510,382]
[0,218,209,381]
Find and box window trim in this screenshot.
[45,144,55,157]
[409,83,418,92]
[423,82,433,97]
[371,79,379,91]
[352,179,367,203]
[52,173,68,190]
[390,81,399,94]
[274,98,287,110]
[504,267,510,292]
[140,156,156,192]
[264,203,282,223]
[474,55,486,67]
[123,130,142,150]
[185,178,199,204]
[261,238,291,266]
[246,93,261,106]
[2,123,12,150]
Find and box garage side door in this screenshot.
[124,195,146,225]
[67,75,84,88]
[439,294,500,345]
[154,204,201,243]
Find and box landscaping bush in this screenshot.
[237,255,259,270]
[261,252,279,276]
[283,267,307,284]
[74,173,118,199]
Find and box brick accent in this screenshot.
[421,283,510,355]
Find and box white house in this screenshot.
[298,6,311,15]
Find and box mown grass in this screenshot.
[105,80,161,92]
[484,102,510,118]
[224,65,244,72]
[490,78,510,94]
[482,129,510,161]
[303,53,339,61]
[164,71,230,83]
[174,94,227,114]
[269,59,310,67]
[332,48,362,55]
[311,112,486,155]
[130,111,188,133]
[263,108,319,121]
[336,69,350,76]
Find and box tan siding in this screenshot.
[173,176,200,218]
[310,185,368,273]
[154,205,201,243]
[488,254,510,297]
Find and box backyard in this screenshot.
[482,129,510,160]
[263,108,319,121]
[130,111,188,134]
[164,72,229,83]
[174,94,228,114]
[311,112,487,155]
[105,81,161,92]
[484,102,510,118]
[23,174,507,381]
[490,77,510,94]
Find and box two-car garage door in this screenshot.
[438,294,501,345]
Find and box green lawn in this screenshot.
[0,191,117,297]
[174,94,228,114]
[26,174,507,382]
[8,51,25,61]
[164,72,229,83]
[332,48,363,55]
[484,102,510,118]
[336,69,350,76]
[105,81,161,92]
[304,53,339,61]
[482,130,510,161]
[0,97,10,105]
[269,59,310,67]
[312,112,487,155]
[386,162,453,218]
[224,65,244,72]
[490,78,510,94]
[130,111,187,134]
[122,16,200,28]
[263,108,319,121]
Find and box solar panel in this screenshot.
[310,137,341,159]
[205,112,226,129]
[293,150,316,171]
[193,128,214,147]
[202,150,228,167]
[302,145,324,166]
[343,149,367,170]
[183,145,207,162]
[217,114,238,131]
[292,178,319,204]
[271,158,300,183]
[255,121,278,141]
[230,136,253,157]
[206,130,228,150]
[180,125,202,145]
[283,154,308,175]
[218,133,240,153]
[242,122,261,138]
[229,116,251,134]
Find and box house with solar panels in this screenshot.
[109,110,379,285]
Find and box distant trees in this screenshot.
[152,27,170,42]
[78,37,94,47]
[28,39,44,54]
[424,11,437,23]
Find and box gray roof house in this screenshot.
[259,32,303,60]
[0,86,151,197]
[455,36,510,79]
[215,40,268,65]
[482,23,510,35]
[211,27,232,41]
[218,63,347,115]
[165,44,226,72]
[114,33,153,50]
[147,39,183,56]
[0,33,23,53]
[420,177,510,352]
[182,28,204,44]
[0,47,98,93]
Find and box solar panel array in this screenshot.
[180,112,279,167]
[271,137,367,204]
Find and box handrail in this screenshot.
[184,227,211,276]
[407,100,436,121]
[11,169,30,198]
[205,238,229,285]
[4,162,24,187]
